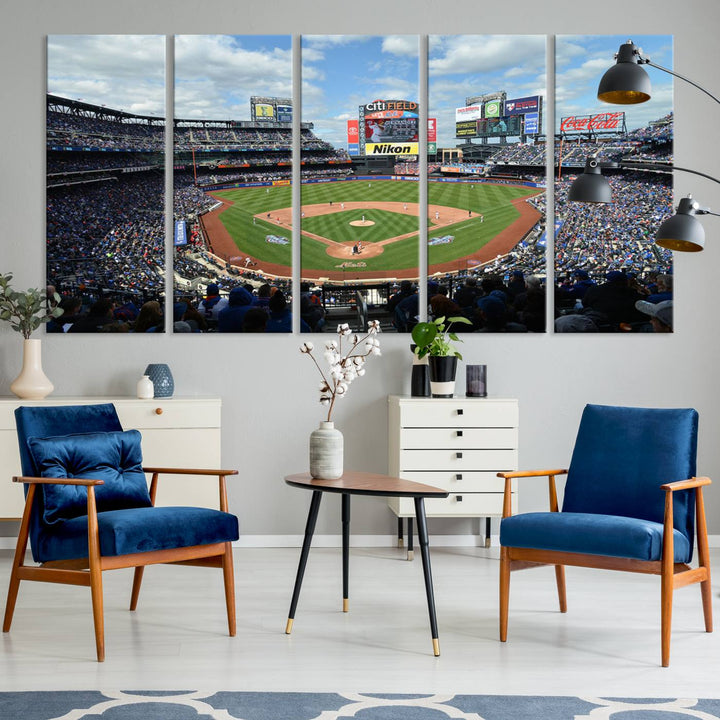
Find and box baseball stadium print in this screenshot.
[555,35,674,333]
[173,34,294,333]
[428,34,547,333]
[300,35,421,333]
[46,35,166,333]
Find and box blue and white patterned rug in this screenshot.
[2,692,720,720]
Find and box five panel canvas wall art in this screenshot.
[45,34,676,334]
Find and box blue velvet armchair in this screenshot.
[3,403,239,661]
[498,404,712,667]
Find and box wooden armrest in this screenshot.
[13,475,104,487]
[500,469,567,519]
[143,467,238,477]
[497,468,568,479]
[661,476,712,492]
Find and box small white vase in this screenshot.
[10,338,54,400]
[309,421,344,480]
[136,375,154,399]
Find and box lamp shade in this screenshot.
[655,196,706,252]
[597,41,652,105]
[568,158,612,203]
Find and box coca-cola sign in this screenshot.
[560,112,625,133]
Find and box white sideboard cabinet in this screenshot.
[388,395,519,554]
[0,396,222,519]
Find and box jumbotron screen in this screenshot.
[364,116,419,144]
[455,114,522,138]
[477,115,521,137]
[361,99,419,155]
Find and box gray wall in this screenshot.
[1,0,719,538]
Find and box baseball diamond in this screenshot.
[200,179,542,281]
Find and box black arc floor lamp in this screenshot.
[568,39,720,252]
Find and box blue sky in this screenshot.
[556,35,673,133]
[47,34,672,143]
[47,35,166,116]
[302,35,419,149]
[429,35,546,148]
[175,35,292,120]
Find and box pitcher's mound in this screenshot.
[350,220,375,227]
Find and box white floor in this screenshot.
[0,545,718,698]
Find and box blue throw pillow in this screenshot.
[28,430,152,525]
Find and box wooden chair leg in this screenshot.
[695,487,713,633]
[700,575,713,634]
[222,542,236,637]
[555,565,567,613]
[660,565,672,667]
[3,485,35,633]
[660,490,674,668]
[499,546,510,642]
[87,489,105,662]
[130,567,144,611]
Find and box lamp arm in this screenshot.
[673,166,720,187]
[644,59,720,106]
[617,160,720,187]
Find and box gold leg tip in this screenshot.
[432,638,440,656]
[398,539,404,548]
[285,619,294,634]
[343,598,349,612]
[407,550,414,561]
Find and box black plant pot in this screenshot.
[428,355,458,398]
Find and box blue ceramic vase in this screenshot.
[144,363,174,398]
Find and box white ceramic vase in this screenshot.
[309,421,344,480]
[136,375,154,399]
[10,338,54,400]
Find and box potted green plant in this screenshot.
[0,273,63,399]
[411,315,472,397]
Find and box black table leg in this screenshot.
[342,493,350,612]
[286,490,323,634]
[485,517,492,548]
[414,496,440,656]
[397,517,404,548]
[407,517,414,561]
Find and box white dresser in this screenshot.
[388,395,519,550]
[0,396,222,519]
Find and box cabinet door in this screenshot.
[141,428,222,509]
[0,432,25,519]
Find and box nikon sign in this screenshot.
[366,142,418,155]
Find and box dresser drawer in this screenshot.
[401,427,516,450]
[114,399,220,430]
[397,399,518,429]
[390,492,513,517]
[399,448,517,472]
[398,470,506,493]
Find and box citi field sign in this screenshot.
[364,100,418,116]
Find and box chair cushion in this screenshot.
[500,511,692,563]
[28,430,152,525]
[562,405,698,547]
[34,506,240,563]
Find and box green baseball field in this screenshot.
[202,178,542,280]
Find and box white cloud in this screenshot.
[382,36,418,57]
[429,35,545,77]
[47,35,165,114]
[174,35,292,119]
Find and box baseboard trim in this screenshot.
[2,534,720,550]
[235,534,496,548]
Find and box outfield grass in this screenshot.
[209,179,540,273]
